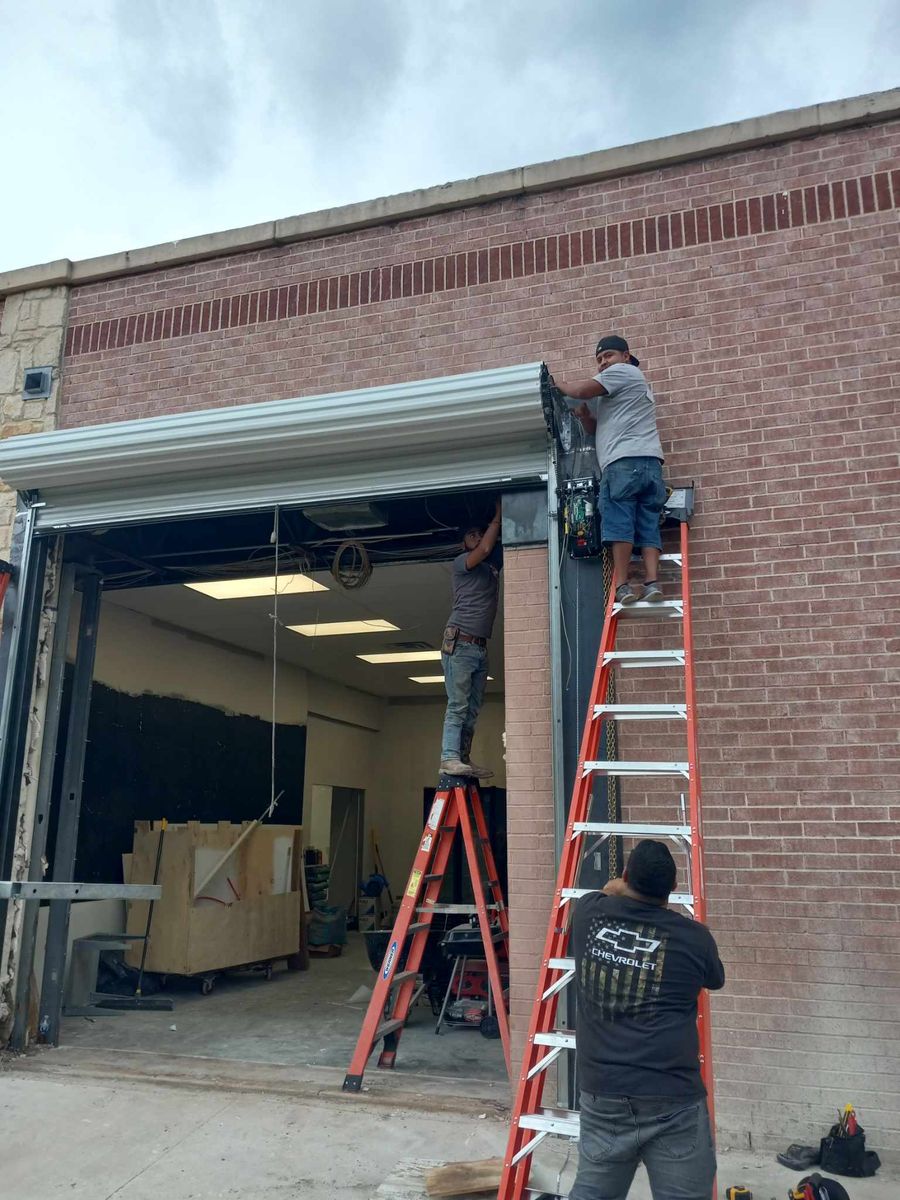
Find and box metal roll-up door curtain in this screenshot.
[0,363,549,531]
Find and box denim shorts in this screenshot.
[599,456,667,550]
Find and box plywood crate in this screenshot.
[125,820,304,976]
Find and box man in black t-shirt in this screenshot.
[570,840,725,1200]
[439,499,502,779]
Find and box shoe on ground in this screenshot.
[642,580,663,603]
[462,758,495,779]
[615,583,639,605]
[776,1144,820,1170]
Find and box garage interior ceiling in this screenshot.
[84,488,513,700]
[107,558,504,700]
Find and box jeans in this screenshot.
[599,456,667,550]
[440,641,488,760]
[569,1092,716,1200]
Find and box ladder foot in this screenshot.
[377,1049,397,1069]
[342,1073,364,1093]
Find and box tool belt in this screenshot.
[442,626,486,653]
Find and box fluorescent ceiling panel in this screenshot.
[410,674,494,684]
[288,619,399,637]
[185,573,328,600]
[357,650,442,664]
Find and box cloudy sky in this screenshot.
[2,0,898,272]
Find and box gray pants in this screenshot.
[569,1092,716,1200]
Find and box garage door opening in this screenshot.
[29,488,513,1095]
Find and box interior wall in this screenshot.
[373,696,506,891]
[92,600,309,725]
[302,715,381,879]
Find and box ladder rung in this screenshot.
[417,903,500,914]
[375,1018,404,1040]
[518,1107,580,1139]
[583,761,689,777]
[594,703,687,720]
[660,553,682,564]
[613,600,683,618]
[573,821,692,839]
[603,649,685,668]
[533,1030,576,1050]
[560,888,694,908]
[407,922,430,933]
[422,873,443,883]
[390,970,418,985]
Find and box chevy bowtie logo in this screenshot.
[596,925,661,956]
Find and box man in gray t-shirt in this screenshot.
[557,335,667,605]
[439,499,502,779]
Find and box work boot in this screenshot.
[440,757,476,777]
[462,758,495,779]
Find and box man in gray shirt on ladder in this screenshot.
[556,335,666,605]
[439,499,502,778]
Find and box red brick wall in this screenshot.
[502,548,555,1071]
[56,117,900,1144]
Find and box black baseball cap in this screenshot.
[596,335,639,367]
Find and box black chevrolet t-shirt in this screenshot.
[572,893,725,1098]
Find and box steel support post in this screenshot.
[0,506,49,938]
[9,561,76,1050]
[37,570,102,1044]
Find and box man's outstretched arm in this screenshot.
[465,499,502,569]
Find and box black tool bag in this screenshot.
[819,1123,880,1177]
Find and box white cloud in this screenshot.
[0,0,897,271]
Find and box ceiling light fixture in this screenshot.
[409,674,495,684]
[288,619,400,637]
[357,650,442,664]
[185,573,328,600]
[301,501,387,531]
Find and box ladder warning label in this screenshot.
[420,833,433,853]
[382,940,398,979]
[426,797,445,830]
[406,869,422,898]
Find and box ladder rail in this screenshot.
[458,785,511,1072]
[680,521,715,1121]
[500,582,620,1196]
[376,808,459,1069]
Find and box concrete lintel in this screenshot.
[1,87,899,298]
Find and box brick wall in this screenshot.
[52,117,900,1144]
[502,547,556,1070]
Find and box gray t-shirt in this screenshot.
[446,548,501,639]
[590,362,664,471]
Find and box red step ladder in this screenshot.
[498,520,715,1199]
[343,777,510,1091]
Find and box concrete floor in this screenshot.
[60,932,507,1087]
[7,933,893,1198]
[1,1067,896,1200]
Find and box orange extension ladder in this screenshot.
[497,519,715,1199]
[343,778,510,1091]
